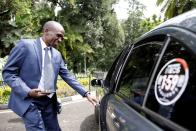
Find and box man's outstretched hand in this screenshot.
[86,94,98,106]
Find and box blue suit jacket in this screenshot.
[2,38,86,116]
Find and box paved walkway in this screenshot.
[0,91,99,131]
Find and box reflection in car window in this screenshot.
[117,41,162,106]
[146,40,196,130]
[104,46,130,89]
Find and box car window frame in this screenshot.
[114,35,166,94]
[108,35,167,118]
[116,34,188,131]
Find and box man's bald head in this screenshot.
[42,21,65,47]
[43,21,65,33]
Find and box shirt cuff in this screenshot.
[83,91,90,97]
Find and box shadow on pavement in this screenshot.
[80,114,99,131]
[8,118,23,124]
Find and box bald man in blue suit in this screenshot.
[2,21,97,131]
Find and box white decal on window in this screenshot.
[154,58,189,105]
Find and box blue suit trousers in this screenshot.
[22,96,61,131]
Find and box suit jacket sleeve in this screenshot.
[2,40,31,99]
[58,55,87,96]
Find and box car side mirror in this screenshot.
[91,79,103,87]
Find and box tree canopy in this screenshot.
[156,0,196,19]
[1,0,195,73]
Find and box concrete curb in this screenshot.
[0,104,8,110]
[0,91,96,110]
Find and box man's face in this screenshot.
[47,30,64,48]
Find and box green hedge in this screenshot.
[0,76,91,104]
[57,76,90,97]
[0,85,11,104]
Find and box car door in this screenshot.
[105,36,166,131]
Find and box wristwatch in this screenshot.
[83,91,91,97]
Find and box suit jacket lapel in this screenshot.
[33,38,42,73]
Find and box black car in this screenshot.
[92,9,196,131]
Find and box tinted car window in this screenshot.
[145,40,196,130]
[117,41,163,105]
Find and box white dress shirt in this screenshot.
[38,37,54,97]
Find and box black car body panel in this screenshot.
[106,95,163,131]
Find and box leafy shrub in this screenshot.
[0,85,11,104]
[56,80,77,97]
[56,76,92,97]
[77,77,89,88]
[0,76,93,103]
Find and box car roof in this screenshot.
[155,9,196,33]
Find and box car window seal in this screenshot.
[114,44,134,93]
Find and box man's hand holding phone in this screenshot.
[28,89,55,98]
[40,89,55,94]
